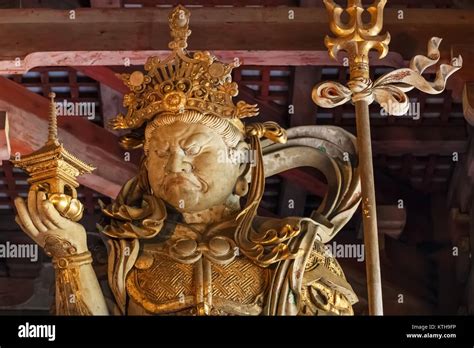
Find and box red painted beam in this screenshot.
[0,76,136,198]
[74,66,129,95]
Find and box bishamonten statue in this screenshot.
[13,5,362,316]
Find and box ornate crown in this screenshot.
[110,5,259,148]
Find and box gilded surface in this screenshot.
[126,251,270,315]
[211,257,268,304]
[127,253,195,305]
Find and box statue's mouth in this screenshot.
[162,174,207,193]
[167,176,197,187]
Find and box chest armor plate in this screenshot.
[126,250,270,315]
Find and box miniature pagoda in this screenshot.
[11,93,94,219]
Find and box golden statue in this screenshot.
[13,5,362,316]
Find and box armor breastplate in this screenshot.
[125,236,270,315]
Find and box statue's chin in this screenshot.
[160,187,201,212]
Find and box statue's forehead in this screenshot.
[149,122,219,144]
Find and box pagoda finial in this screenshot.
[47,92,59,145]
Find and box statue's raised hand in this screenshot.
[14,190,88,256]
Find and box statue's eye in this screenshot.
[185,145,201,156]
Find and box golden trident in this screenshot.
[312,0,462,315]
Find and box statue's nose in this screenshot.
[165,149,192,173]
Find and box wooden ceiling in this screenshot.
[0,0,463,7]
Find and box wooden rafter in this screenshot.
[74,66,128,95]
[0,51,406,76]
[0,76,136,198]
[0,8,469,69]
[0,8,470,56]
[238,85,287,126]
[347,125,468,156]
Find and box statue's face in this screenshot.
[146,121,243,212]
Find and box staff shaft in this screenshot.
[354,98,384,315]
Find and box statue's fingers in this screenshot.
[27,190,48,233]
[14,197,40,238]
[37,191,57,230]
[15,215,42,246]
[41,200,70,230]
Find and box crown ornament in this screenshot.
[110,5,259,148]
